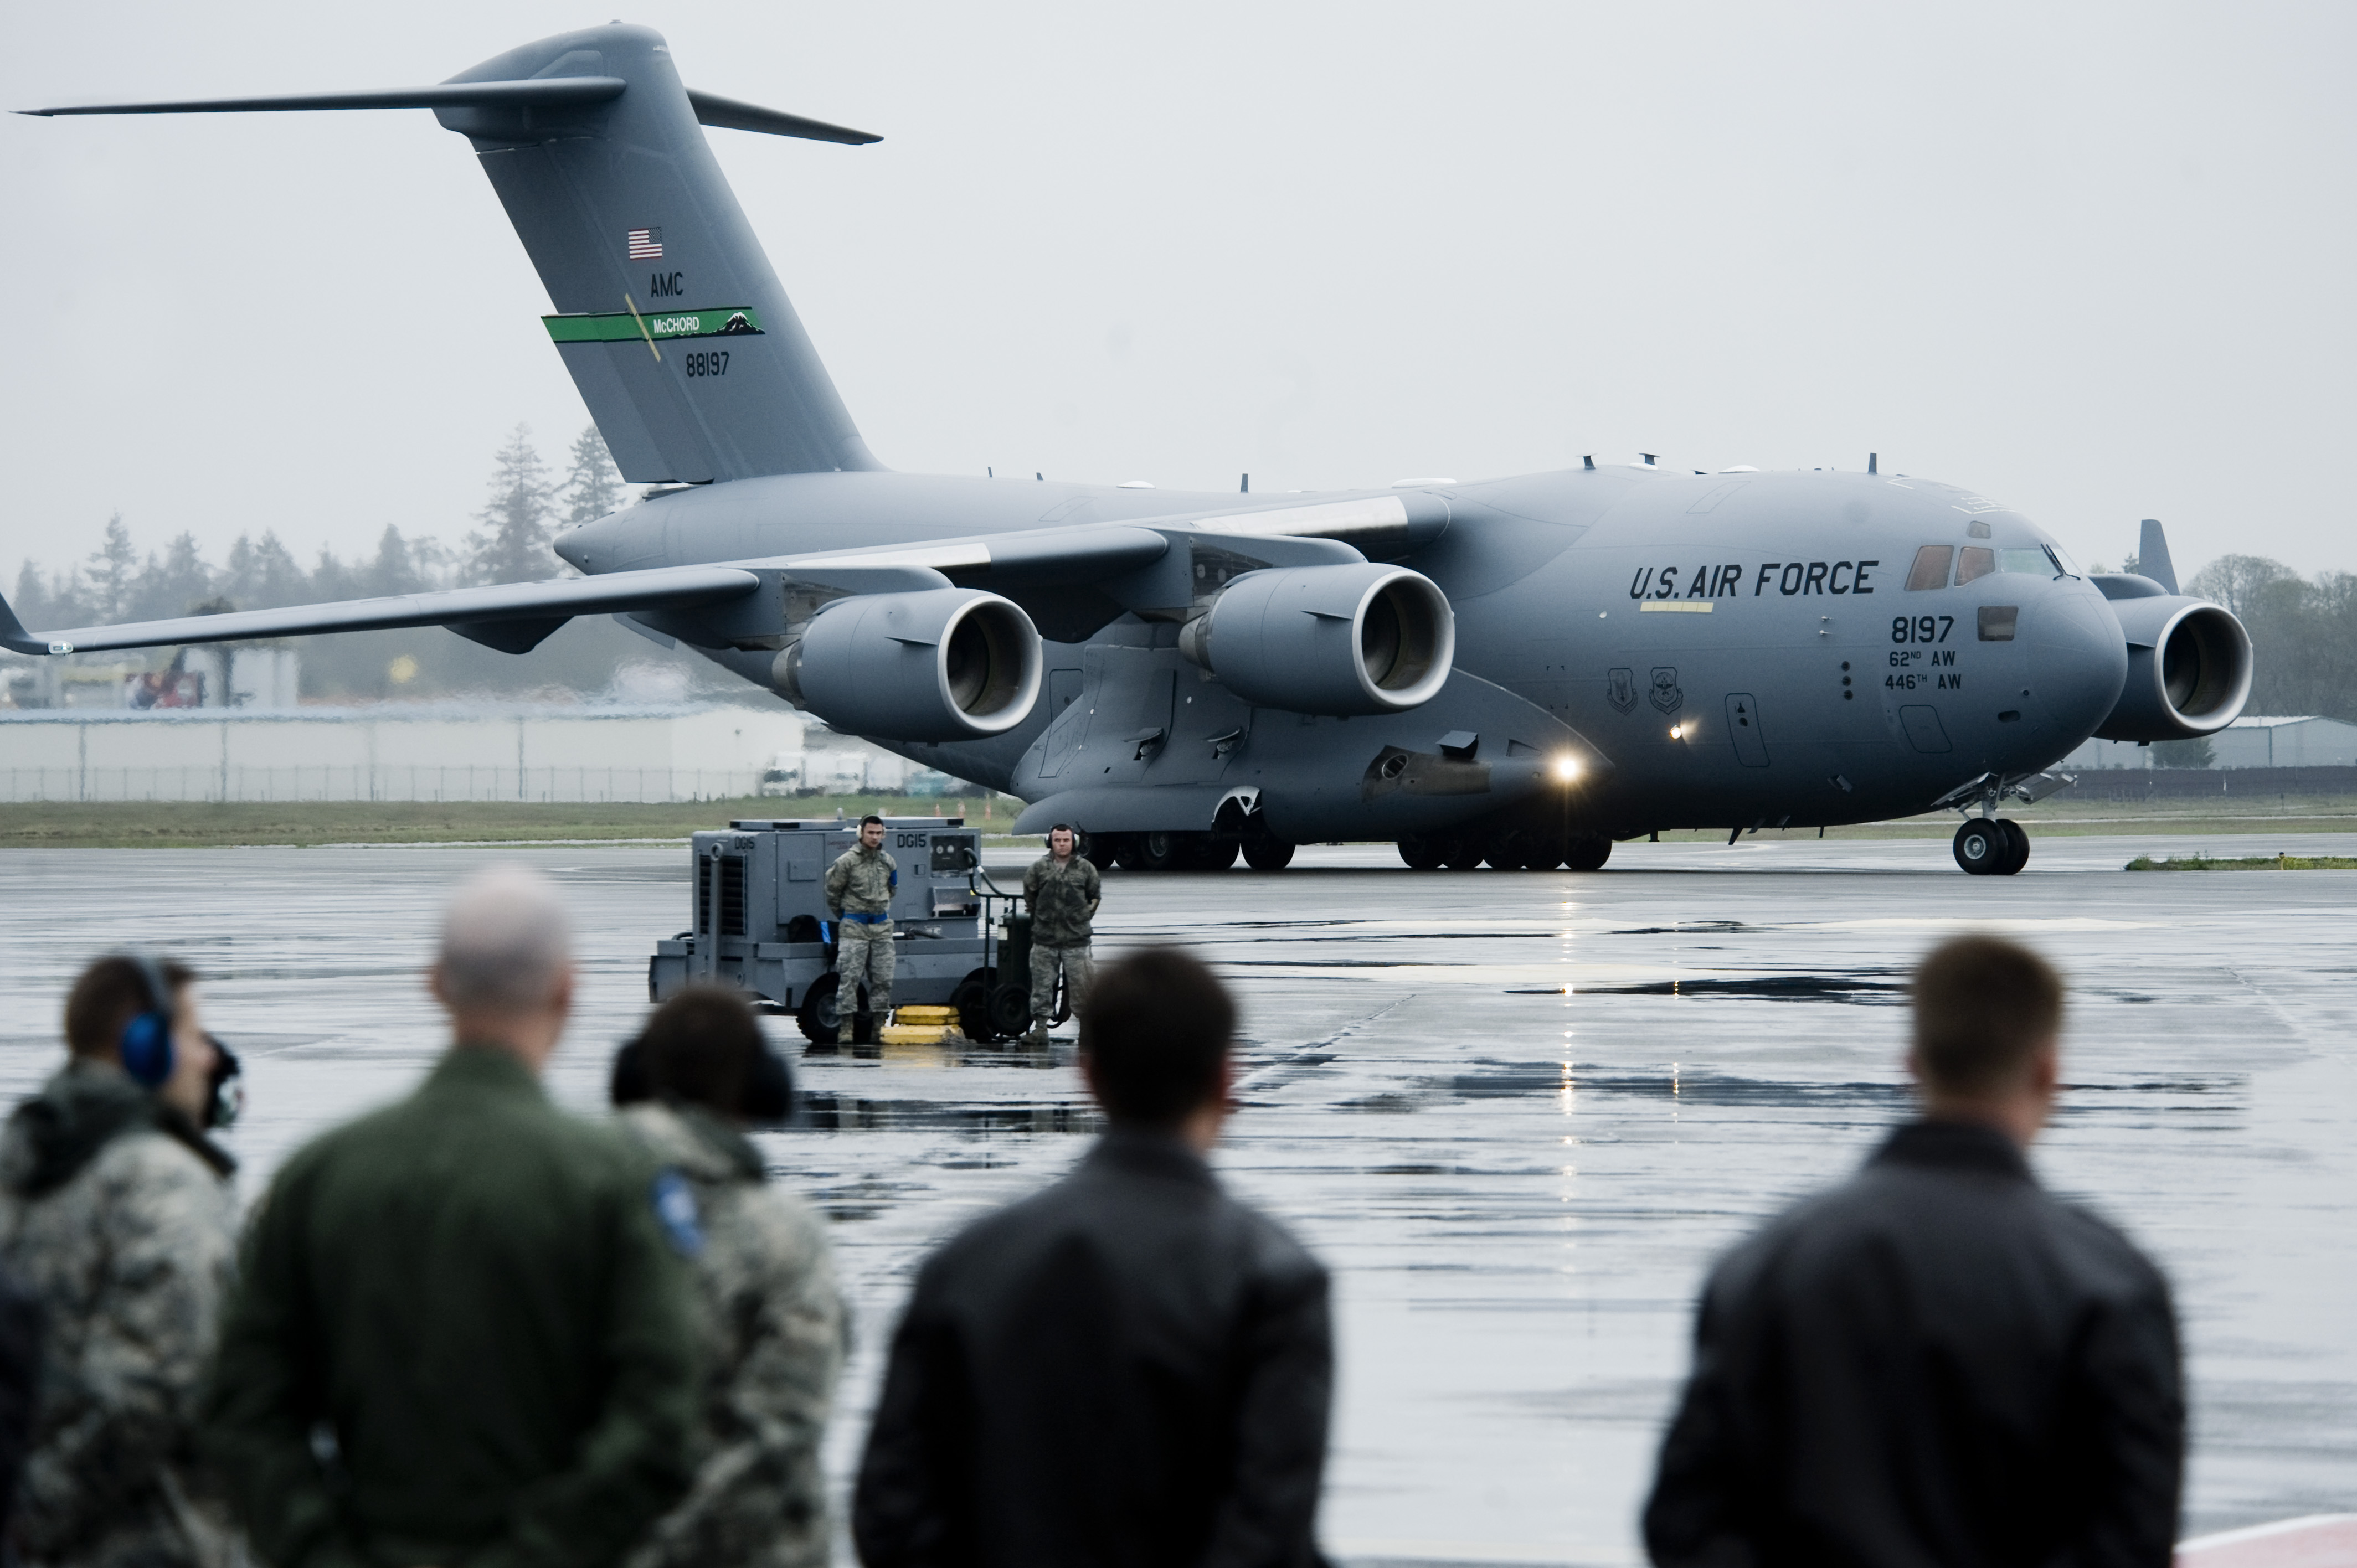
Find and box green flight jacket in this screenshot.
[203,1045,700,1568]
[1023,852,1102,946]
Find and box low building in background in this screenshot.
[2061,715,2357,771]
[0,702,971,804]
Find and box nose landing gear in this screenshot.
[1953,817,2031,876]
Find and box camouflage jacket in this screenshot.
[0,1059,239,1568]
[824,845,897,919]
[616,1103,846,1568]
[1023,852,1102,947]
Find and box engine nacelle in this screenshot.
[1177,564,1453,715]
[2092,596,2253,742]
[773,588,1042,740]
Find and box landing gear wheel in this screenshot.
[1190,834,1241,870]
[1397,835,1445,870]
[1522,837,1568,871]
[1440,835,1485,871]
[1485,832,1541,870]
[988,982,1034,1039]
[1953,819,2008,876]
[1137,831,1186,871]
[1998,818,2031,875]
[1242,837,1296,870]
[796,973,872,1044]
[1563,835,1612,871]
[1082,833,1124,872]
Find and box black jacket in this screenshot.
[1645,1119,2183,1568]
[854,1129,1331,1568]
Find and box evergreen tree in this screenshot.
[562,425,624,530]
[145,533,216,619]
[362,525,430,597]
[466,424,556,585]
[87,513,138,622]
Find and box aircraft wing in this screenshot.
[0,564,768,658]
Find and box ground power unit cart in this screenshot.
[647,817,1052,1044]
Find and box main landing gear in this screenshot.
[1396,832,1613,871]
[1953,817,2030,876]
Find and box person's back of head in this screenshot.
[612,984,794,1125]
[434,866,574,1068]
[1078,947,1234,1137]
[1910,934,2065,1142]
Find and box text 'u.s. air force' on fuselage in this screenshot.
[4,24,2256,875]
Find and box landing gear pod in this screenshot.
[774,588,1042,740]
[1178,564,1453,715]
[2092,597,2253,742]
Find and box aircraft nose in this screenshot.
[2020,583,2127,739]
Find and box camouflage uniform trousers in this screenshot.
[1029,942,1093,1029]
[836,921,894,1040]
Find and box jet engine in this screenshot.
[773,588,1042,740]
[1177,563,1453,715]
[2092,593,2253,742]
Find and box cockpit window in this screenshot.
[2000,548,2053,576]
[2044,542,2080,577]
[1956,546,1996,584]
[1905,545,1954,591]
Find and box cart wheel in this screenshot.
[950,974,994,1041]
[989,982,1033,1039]
[796,973,873,1044]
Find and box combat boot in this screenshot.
[837,1014,855,1045]
[1025,1023,1049,1048]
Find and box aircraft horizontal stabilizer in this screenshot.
[0,565,760,657]
[16,79,626,118]
[17,78,878,146]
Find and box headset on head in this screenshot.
[112,950,243,1129]
[117,951,177,1090]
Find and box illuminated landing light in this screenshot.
[1551,754,1583,782]
[1669,724,1685,739]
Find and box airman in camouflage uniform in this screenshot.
[0,956,239,1568]
[824,817,898,1044]
[616,1101,847,1568]
[1021,824,1102,1045]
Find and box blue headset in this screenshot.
[117,952,177,1090]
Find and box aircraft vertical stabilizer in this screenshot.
[440,25,881,483]
[20,23,883,486]
[2138,519,2179,594]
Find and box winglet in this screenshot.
[2138,519,2179,595]
[0,586,52,656]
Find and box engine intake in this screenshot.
[1178,564,1453,715]
[2092,596,2253,742]
[773,588,1042,740]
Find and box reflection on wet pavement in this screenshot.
[1,832,2351,1565]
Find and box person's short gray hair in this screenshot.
[436,865,572,1013]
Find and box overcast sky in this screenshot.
[4,1,2351,582]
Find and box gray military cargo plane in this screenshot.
[6,24,2253,875]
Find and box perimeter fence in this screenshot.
[0,765,769,804]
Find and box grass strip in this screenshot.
[2124,852,2357,871]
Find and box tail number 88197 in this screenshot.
[684,350,730,378]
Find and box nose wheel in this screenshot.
[1953,817,2031,876]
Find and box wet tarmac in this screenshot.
[2,831,2352,1565]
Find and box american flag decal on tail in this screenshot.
[626,228,663,259]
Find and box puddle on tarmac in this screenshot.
[1513,974,1905,1002]
[796,1091,1099,1135]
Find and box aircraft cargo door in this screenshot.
[1725,693,1770,767]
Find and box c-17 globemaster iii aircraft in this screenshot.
[6,24,2255,875]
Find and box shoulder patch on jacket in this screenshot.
[652,1168,704,1258]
